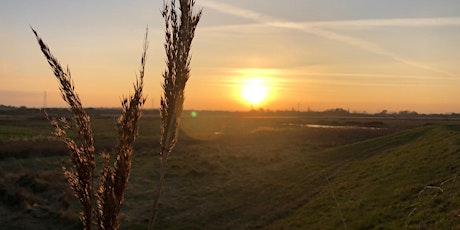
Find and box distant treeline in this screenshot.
[0,105,160,117]
[1,104,459,118]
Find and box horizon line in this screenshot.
[2,104,459,115]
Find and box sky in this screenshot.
[1,0,460,113]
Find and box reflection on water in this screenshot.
[283,123,384,130]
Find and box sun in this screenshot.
[242,78,268,105]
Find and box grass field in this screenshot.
[1,107,460,229]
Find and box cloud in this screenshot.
[198,0,275,23]
[300,17,460,29]
[201,17,460,32]
[198,0,455,77]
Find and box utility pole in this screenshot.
[43,91,47,108]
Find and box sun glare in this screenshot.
[242,78,268,105]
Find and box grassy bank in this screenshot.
[1,110,460,228]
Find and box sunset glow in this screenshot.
[1,1,460,113]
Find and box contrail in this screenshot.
[198,0,455,77]
[300,17,460,29]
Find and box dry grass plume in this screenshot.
[32,27,148,230]
[148,0,202,229]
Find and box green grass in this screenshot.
[268,125,460,229]
[0,155,81,229]
[121,124,460,229]
[2,111,460,229]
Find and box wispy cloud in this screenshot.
[201,16,460,32]
[198,0,455,77]
[209,67,454,91]
[199,0,275,23]
[301,17,460,29]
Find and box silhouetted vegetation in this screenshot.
[149,0,202,228]
[31,25,147,229]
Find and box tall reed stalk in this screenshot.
[148,0,202,229]
[32,27,148,230]
[96,30,148,230]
